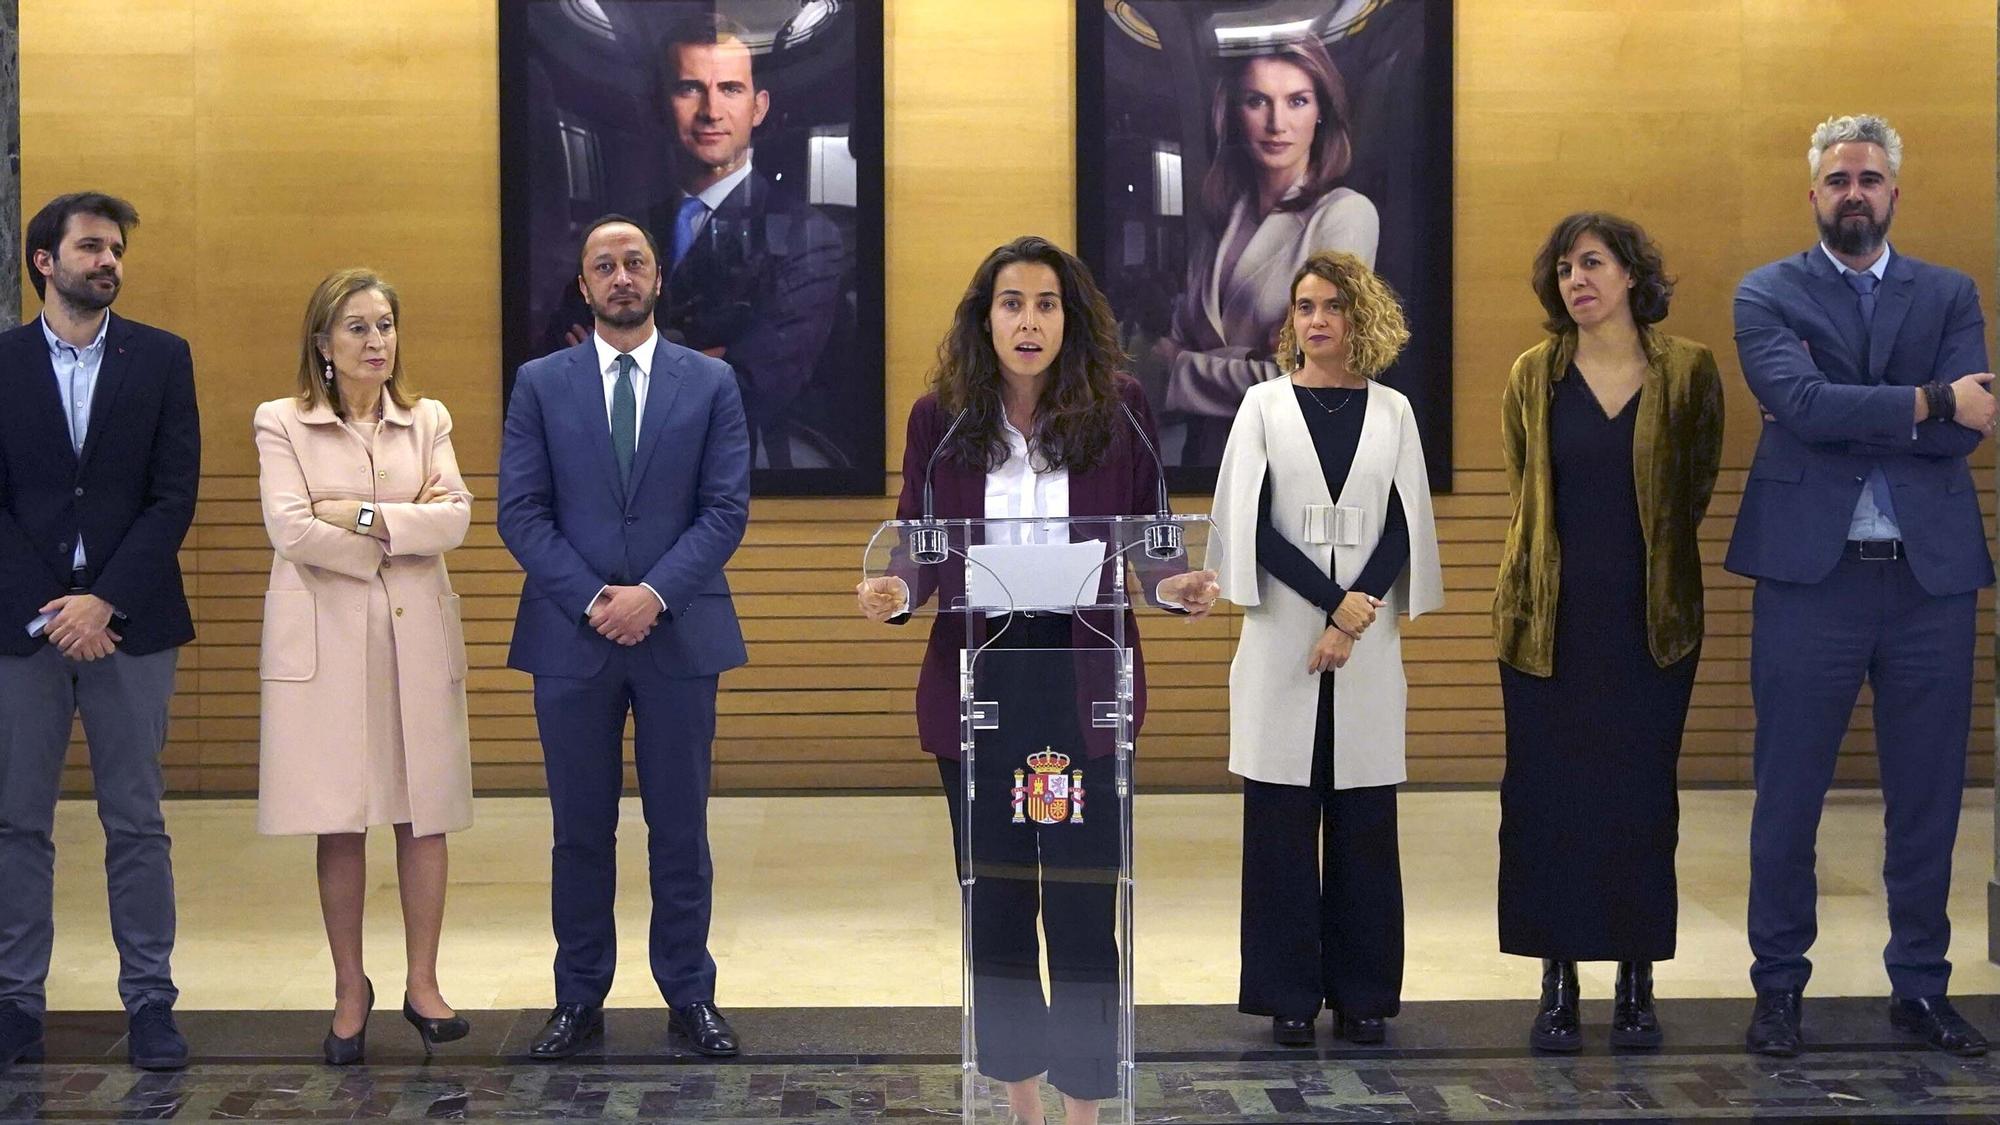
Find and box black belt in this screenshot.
[1845,539,1904,561]
[68,566,88,593]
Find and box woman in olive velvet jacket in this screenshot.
[1493,212,1723,1055]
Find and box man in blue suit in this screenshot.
[499,215,751,1058]
[1731,114,1997,1059]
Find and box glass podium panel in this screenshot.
[959,644,1134,1125]
[863,513,1219,1124]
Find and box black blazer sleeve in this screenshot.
[91,335,200,622]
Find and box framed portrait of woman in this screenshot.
[1078,0,1453,491]
[500,0,886,496]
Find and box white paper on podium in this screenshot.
[965,539,1109,611]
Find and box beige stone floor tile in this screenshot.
[36,788,2000,1011]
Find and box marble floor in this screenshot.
[34,787,2000,1013]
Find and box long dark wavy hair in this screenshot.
[929,236,1126,474]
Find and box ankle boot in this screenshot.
[1530,959,1581,1052]
[1610,960,1662,1048]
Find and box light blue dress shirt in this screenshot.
[1819,243,1900,541]
[42,313,109,568]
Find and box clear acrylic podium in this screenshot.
[863,514,1218,1125]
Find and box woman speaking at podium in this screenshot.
[856,236,1216,1125]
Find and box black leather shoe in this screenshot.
[1610,961,1662,1049]
[669,1000,739,1057]
[1746,989,1803,1057]
[1336,1015,1386,1044]
[127,1000,189,1071]
[1530,960,1581,1052]
[0,1004,43,1074]
[1271,1016,1314,1047]
[1890,995,1989,1057]
[530,1003,604,1060]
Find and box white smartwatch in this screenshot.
[355,502,377,532]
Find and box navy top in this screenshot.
[1254,384,1410,614]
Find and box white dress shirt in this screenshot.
[593,327,659,441]
[586,328,667,616]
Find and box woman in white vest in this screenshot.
[1210,251,1442,1047]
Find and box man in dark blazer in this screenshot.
[499,214,750,1059]
[0,192,199,1073]
[1730,115,1997,1059]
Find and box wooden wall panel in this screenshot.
[20,0,1999,795]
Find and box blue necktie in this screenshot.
[1845,270,1896,524]
[611,354,637,489]
[671,196,706,268]
[1845,269,1879,347]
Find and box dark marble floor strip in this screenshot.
[9,999,2000,1121]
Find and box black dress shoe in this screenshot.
[1890,995,1989,1057]
[669,1000,739,1057]
[1271,1016,1314,1047]
[530,1003,604,1060]
[1530,960,1581,1053]
[1746,988,1803,1057]
[0,1005,43,1074]
[1610,961,1662,1049]
[1336,1015,1386,1044]
[127,1000,189,1071]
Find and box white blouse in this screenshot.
[984,419,1070,542]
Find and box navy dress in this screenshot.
[1496,368,1697,962]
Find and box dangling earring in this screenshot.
[322,360,333,388]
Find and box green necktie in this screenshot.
[611,353,637,489]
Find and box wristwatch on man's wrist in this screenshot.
[355,502,377,532]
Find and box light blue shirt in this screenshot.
[1820,243,1900,541]
[42,313,109,568]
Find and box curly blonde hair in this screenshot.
[1275,251,1409,379]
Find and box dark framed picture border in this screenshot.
[498,0,887,497]
[1076,0,1454,494]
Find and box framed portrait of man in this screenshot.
[501,0,885,495]
[1078,0,1453,491]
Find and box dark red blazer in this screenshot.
[891,375,1183,759]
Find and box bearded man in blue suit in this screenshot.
[1731,114,1996,1059]
[499,215,750,1059]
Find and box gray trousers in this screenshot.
[0,645,179,1016]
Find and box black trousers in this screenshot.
[938,613,1122,1101]
[1238,672,1404,1021]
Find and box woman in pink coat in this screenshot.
[254,268,474,1065]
